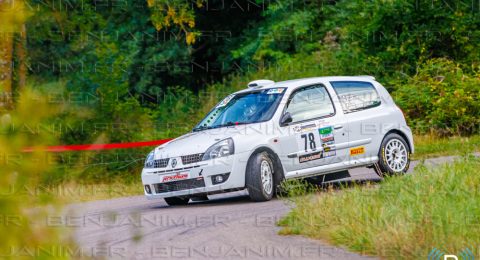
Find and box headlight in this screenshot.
[144,150,155,168]
[202,138,234,161]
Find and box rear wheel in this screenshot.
[375,133,411,176]
[246,152,275,202]
[164,196,190,206]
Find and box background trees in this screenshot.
[0,0,29,108]
[1,0,479,181]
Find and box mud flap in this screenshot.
[373,163,384,178]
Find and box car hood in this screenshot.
[153,125,247,159]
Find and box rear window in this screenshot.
[330,81,381,113]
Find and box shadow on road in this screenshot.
[190,194,253,205]
[154,173,383,209]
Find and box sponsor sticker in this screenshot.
[293,125,302,133]
[319,126,335,143]
[318,126,333,135]
[323,151,336,157]
[216,94,234,108]
[267,88,285,94]
[350,146,365,156]
[162,172,189,182]
[299,123,317,133]
[324,140,335,146]
[321,136,334,143]
[323,144,331,152]
[299,151,323,163]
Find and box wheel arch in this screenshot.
[375,129,413,175]
[383,129,413,153]
[246,146,285,185]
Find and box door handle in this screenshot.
[334,124,343,130]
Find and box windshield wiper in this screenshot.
[192,125,213,132]
[213,121,248,128]
[194,121,248,132]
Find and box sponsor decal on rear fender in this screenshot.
[350,146,365,156]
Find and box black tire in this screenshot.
[246,152,275,202]
[375,133,411,176]
[164,196,190,206]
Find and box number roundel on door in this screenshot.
[296,129,321,153]
[300,133,317,152]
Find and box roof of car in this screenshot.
[235,76,377,94]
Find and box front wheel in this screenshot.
[246,152,275,202]
[164,196,190,206]
[375,133,411,176]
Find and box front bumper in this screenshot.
[141,154,246,199]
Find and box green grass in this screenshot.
[278,156,480,259]
[413,134,480,160]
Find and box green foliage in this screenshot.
[230,0,328,67]
[147,0,204,44]
[21,0,480,184]
[394,58,480,135]
[326,0,480,76]
[278,157,480,258]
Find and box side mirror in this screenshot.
[280,112,293,126]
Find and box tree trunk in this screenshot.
[0,33,14,109]
[15,24,27,92]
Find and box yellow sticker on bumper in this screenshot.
[350,146,365,156]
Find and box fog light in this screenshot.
[145,185,152,194]
[211,173,230,185]
[215,175,224,183]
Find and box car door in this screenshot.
[329,81,387,161]
[277,84,349,175]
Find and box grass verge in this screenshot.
[278,156,480,259]
[413,134,480,160]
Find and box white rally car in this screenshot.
[142,76,414,205]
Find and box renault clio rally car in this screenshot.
[142,76,414,205]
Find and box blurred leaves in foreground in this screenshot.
[0,89,73,259]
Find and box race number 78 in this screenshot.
[301,133,316,152]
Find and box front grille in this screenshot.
[154,178,205,193]
[181,153,204,165]
[153,158,169,168]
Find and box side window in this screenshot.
[330,81,381,113]
[284,85,335,123]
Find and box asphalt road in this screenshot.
[68,156,463,260]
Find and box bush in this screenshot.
[393,58,480,136]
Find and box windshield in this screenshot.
[193,88,286,131]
